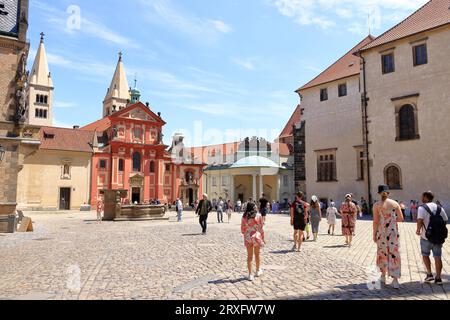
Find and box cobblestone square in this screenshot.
[0,211,449,300]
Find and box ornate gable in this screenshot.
[120,108,157,122]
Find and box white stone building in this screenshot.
[358,0,450,207]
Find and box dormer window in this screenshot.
[43,132,55,139]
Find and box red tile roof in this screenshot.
[360,0,450,52]
[276,142,291,156]
[81,102,166,133]
[80,116,111,132]
[279,105,302,139]
[297,35,374,91]
[40,127,95,153]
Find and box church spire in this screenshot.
[103,52,131,117]
[27,32,54,127]
[29,32,53,88]
[130,75,141,104]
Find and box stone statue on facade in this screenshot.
[14,51,29,124]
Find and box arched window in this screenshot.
[185,171,194,183]
[149,161,155,173]
[132,152,141,172]
[398,104,416,140]
[385,164,402,190]
[44,95,48,104]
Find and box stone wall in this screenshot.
[361,25,450,208]
[293,121,306,194]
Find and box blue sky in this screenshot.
[27,0,428,146]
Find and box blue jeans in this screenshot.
[217,210,223,223]
[420,238,443,257]
[177,210,183,222]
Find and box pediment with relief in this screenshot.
[120,108,157,122]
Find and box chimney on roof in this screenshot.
[73,125,80,130]
[146,102,150,107]
[157,112,161,118]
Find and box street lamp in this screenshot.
[0,146,5,162]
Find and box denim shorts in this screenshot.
[420,238,443,258]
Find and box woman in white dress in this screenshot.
[326,202,339,235]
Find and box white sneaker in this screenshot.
[256,270,263,277]
[248,275,255,281]
[391,278,400,289]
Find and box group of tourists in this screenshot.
[239,186,448,286]
[290,192,358,251]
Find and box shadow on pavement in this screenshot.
[209,277,248,285]
[269,250,293,255]
[322,245,348,249]
[182,233,203,237]
[275,281,445,300]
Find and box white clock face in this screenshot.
[0,0,20,36]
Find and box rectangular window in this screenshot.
[413,44,428,66]
[317,152,337,182]
[338,83,347,97]
[133,127,142,140]
[382,53,395,74]
[357,150,365,180]
[320,88,328,101]
[99,159,107,169]
[118,159,124,172]
[212,177,217,187]
[165,164,171,172]
[222,176,228,186]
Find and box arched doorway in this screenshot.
[188,188,194,206]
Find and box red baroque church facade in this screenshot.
[81,56,204,206]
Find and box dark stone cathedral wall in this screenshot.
[293,121,306,195]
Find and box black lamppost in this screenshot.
[0,146,5,162]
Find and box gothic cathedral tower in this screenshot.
[27,32,53,126]
[103,53,131,117]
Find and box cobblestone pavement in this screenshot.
[0,211,449,300]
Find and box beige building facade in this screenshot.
[358,1,450,207]
[296,37,373,204]
[17,127,95,211]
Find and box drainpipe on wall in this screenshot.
[361,56,373,211]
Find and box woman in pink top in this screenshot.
[241,202,265,281]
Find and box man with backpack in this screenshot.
[416,191,448,285]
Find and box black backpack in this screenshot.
[421,204,448,245]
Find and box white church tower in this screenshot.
[103,52,131,117]
[28,32,53,127]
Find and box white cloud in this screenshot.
[232,58,256,71]
[138,0,232,42]
[271,0,429,33]
[53,118,73,128]
[208,20,233,34]
[31,0,138,48]
[54,101,77,109]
